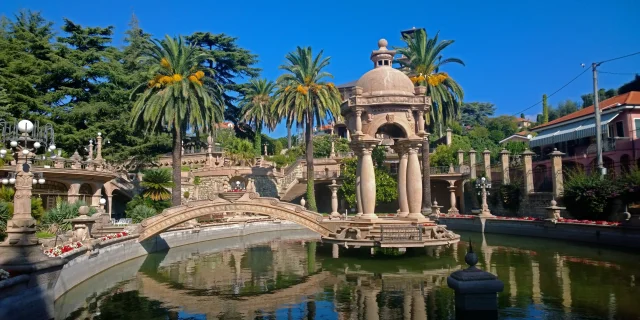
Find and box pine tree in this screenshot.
[542,94,549,123]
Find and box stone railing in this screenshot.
[430,165,471,175]
[279,159,304,194]
[1,158,119,175]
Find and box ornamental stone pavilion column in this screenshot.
[353,147,363,216]
[357,138,379,220]
[469,149,477,179]
[550,148,564,198]
[483,149,491,182]
[447,180,459,214]
[95,132,103,162]
[393,143,409,217]
[405,139,425,221]
[500,149,510,184]
[458,149,465,166]
[329,179,341,220]
[88,139,94,161]
[2,153,37,246]
[522,149,535,194]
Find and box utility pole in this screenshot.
[592,62,605,176]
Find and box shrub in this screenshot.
[563,169,616,220]
[42,200,96,232]
[498,183,521,214]
[0,202,10,241]
[127,205,157,223]
[125,195,170,215]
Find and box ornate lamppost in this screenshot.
[0,119,56,252]
[476,177,494,217]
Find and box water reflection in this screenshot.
[58,230,640,320]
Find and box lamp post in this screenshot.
[0,119,55,248]
[476,177,494,217]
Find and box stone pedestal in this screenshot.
[328,180,342,220]
[545,199,565,222]
[447,242,503,318]
[64,206,96,242]
[447,181,459,215]
[431,199,443,218]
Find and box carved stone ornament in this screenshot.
[249,192,259,199]
[316,216,324,223]
[208,193,218,201]
[270,199,279,206]
[295,206,302,213]
[386,113,395,123]
[367,113,374,122]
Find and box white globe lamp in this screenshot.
[32,179,37,185]
[34,142,41,149]
[22,149,29,155]
[17,120,34,133]
[1,179,8,185]
[9,178,15,184]
[10,141,17,148]
[48,144,56,151]
[99,198,106,205]
[38,178,45,184]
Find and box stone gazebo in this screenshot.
[341,39,430,222]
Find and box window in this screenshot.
[383,60,389,65]
[636,119,640,138]
[615,121,624,137]
[377,60,383,66]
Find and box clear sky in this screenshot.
[2,0,639,138]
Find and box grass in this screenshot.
[36,231,56,238]
[181,166,190,172]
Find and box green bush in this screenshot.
[338,158,397,208]
[563,170,616,220]
[127,205,157,223]
[0,202,10,241]
[42,200,96,232]
[125,195,170,215]
[498,183,521,214]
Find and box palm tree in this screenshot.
[395,29,465,136]
[140,169,174,201]
[273,82,301,150]
[130,35,225,206]
[272,47,341,211]
[239,78,277,156]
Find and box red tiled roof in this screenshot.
[515,131,529,136]
[514,117,529,122]
[533,91,640,130]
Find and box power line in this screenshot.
[510,67,590,117]
[597,51,640,64]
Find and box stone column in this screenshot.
[394,144,409,217]
[95,132,103,162]
[550,148,564,198]
[207,135,214,167]
[421,133,432,215]
[1,153,37,246]
[447,180,459,214]
[329,180,341,220]
[68,182,81,204]
[346,129,351,142]
[91,186,102,208]
[358,140,378,220]
[446,128,452,146]
[406,140,425,221]
[355,110,363,135]
[412,289,427,320]
[483,149,491,182]
[330,126,336,158]
[523,149,535,194]
[500,149,510,184]
[354,147,363,216]
[107,194,113,218]
[88,139,94,161]
[364,289,380,320]
[469,149,477,179]
[457,149,464,166]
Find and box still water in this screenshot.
[56,228,640,320]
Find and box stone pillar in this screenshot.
[550,148,564,198]
[483,149,491,182]
[354,148,363,216]
[91,186,102,208]
[207,135,214,167]
[358,140,378,220]
[417,110,426,135]
[412,289,427,320]
[330,126,336,158]
[457,149,464,166]
[500,149,510,185]
[1,153,37,246]
[95,132,103,162]
[107,194,113,218]
[88,139,94,161]
[421,133,432,215]
[346,129,351,142]
[394,144,409,217]
[329,180,341,220]
[469,149,477,179]
[447,180,459,214]
[405,140,425,221]
[446,128,452,146]
[523,149,535,194]
[355,110,363,135]
[68,182,81,204]
[364,289,380,320]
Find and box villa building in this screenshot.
[529,91,640,174]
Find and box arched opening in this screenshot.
[111,189,130,219]
[79,183,93,203]
[32,180,68,210]
[228,176,246,191]
[375,123,406,142]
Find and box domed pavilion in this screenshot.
[341,39,431,222]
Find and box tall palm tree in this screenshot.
[239,78,277,156]
[130,35,225,206]
[272,47,341,211]
[395,29,465,136]
[140,169,174,201]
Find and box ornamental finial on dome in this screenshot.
[370,38,395,69]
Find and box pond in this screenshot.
[56,229,640,320]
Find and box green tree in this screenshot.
[140,169,174,201]
[338,158,397,209]
[395,29,465,136]
[312,135,350,158]
[272,47,342,211]
[542,94,549,123]
[460,102,495,128]
[239,78,277,155]
[486,116,518,142]
[618,75,640,95]
[580,88,617,108]
[130,35,225,206]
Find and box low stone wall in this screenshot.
[54,221,306,300]
[438,217,640,249]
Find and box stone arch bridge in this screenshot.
[137,192,333,242]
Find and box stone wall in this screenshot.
[196,176,228,200]
[252,175,279,198]
[438,217,640,249]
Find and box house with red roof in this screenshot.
[529,91,640,174]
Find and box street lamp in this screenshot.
[475,177,494,217]
[0,118,55,247]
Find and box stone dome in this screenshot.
[355,39,416,97]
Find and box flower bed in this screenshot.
[441,214,621,226]
[43,242,83,258]
[557,218,620,226]
[100,231,128,241]
[446,214,476,219]
[0,269,9,280]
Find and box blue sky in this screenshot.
[2,0,639,138]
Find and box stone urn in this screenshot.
[219,191,245,202]
[300,197,306,208]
